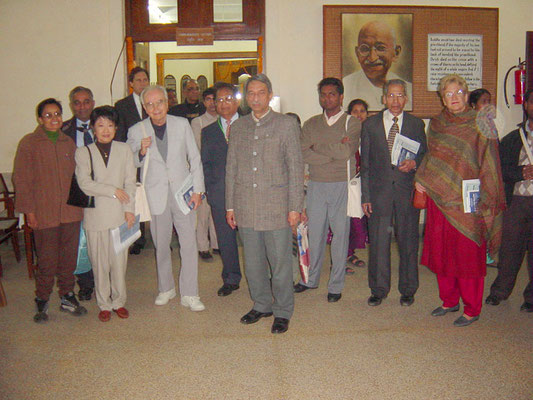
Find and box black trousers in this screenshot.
[76,269,94,292]
[489,196,533,303]
[211,207,242,286]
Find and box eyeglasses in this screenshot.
[42,111,62,119]
[144,99,167,109]
[386,93,406,99]
[186,87,200,92]
[356,43,389,56]
[444,89,466,98]
[216,95,237,104]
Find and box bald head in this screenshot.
[356,20,401,87]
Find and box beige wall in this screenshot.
[1,0,533,172]
[0,0,125,172]
[265,0,533,133]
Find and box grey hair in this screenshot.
[383,79,407,96]
[69,86,94,103]
[140,85,168,105]
[183,79,198,90]
[245,73,273,94]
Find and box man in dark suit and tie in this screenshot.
[200,82,242,296]
[361,79,427,307]
[62,86,96,301]
[115,67,150,254]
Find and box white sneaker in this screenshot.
[181,296,205,312]
[155,288,176,306]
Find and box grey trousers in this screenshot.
[196,200,218,252]
[303,181,350,294]
[150,190,199,296]
[239,227,294,320]
[86,229,128,311]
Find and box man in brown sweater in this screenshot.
[295,77,361,302]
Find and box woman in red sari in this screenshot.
[414,74,505,327]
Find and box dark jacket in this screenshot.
[499,126,528,205]
[115,94,142,142]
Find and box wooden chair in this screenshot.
[0,193,20,278]
[0,173,36,278]
[0,277,6,307]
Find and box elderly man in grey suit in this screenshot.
[226,74,304,334]
[127,85,206,312]
[361,79,427,307]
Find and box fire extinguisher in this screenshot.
[504,58,527,108]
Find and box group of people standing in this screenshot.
[12,67,532,332]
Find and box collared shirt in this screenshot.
[75,119,93,148]
[251,108,271,123]
[221,113,239,142]
[383,109,404,139]
[133,92,143,119]
[323,109,345,127]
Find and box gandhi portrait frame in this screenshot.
[342,13,413,111]
[323,5,499,118]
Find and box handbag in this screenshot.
[135,123,152,222]
[347,158,364,218]
[412,189,427,209]
[67,146,95,208]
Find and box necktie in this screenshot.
[387,116,399,155]
[225,119,232,142]
[79,123,93,145]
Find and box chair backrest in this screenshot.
[0,173,8,197]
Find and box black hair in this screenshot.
[347,99,369,114]
[524,89,533,104]
[318,77,344,95]
[202,86,217,99]
[215,82,240,97]
[128,67,149,83]
[468,88,491,108]
[36,98,62,118]
[90,105,119,127]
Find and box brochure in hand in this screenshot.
[111,214,141,255]
[462,179,481,213]
[391,134,420,166]
[174,174,194,215]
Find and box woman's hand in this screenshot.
[26,212,38,229]
[125,212,135,229]
[114,188,130,204]
[415,182,426,193]
[188,193,202,210]
[140,137,152,156]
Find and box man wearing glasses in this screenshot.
[200,82,242,297]
[360,79,426,307]
[343,20,413,111]
[169,79,206,122]
[127,85,206,312]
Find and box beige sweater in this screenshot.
[301,113,361,182]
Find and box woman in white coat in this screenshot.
[75,106,137,322]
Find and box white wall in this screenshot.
[1,0,533,172]
[0,0,125,172]
[265,0,533,133]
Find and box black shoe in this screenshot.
[431,304,460,316]
[33,297,49,323]
[271,317,289,334]
[212,248,221,255]
[400,295,414,306]
[327,293,342,302]
[368,295,385,306]
[199,251,213,262]
[129,242,142,255]
[485,294,502,306]
[240,309,273,324]
[217,283,239,297]
[293,283,315,293]
[520,302,533,312]
[78,288,93,301]
[60,292,87,316]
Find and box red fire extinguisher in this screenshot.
[504,58,527,107]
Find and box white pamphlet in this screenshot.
[391,134,420,166]
[462,179,481,213]
[111,214,141,255]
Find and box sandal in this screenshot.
[347,254,366,268]
[345,266,355,275]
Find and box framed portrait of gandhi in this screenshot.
[324,6,498,118]
[342,13,413,111]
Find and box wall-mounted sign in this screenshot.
[176,28,214,46]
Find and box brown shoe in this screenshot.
[98,310,111,322]
[113,307,129,319]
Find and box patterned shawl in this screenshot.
[415,107,505,259]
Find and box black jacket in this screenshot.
[499,125,528,206]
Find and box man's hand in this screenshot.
[341,136,350,144]
[114,188,130,204]
[523,165,533,180]
[398,159,416,173]
[288,211,300,234]
[26,212,38,229]
[189,193,202,210]
[301,208,308,223]
[140,137,152,156]
[125,212,135,229]
[226,210,237,229]
[362,203,372,218]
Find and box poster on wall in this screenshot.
[342,13,413,111]
[427,34,483,91]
